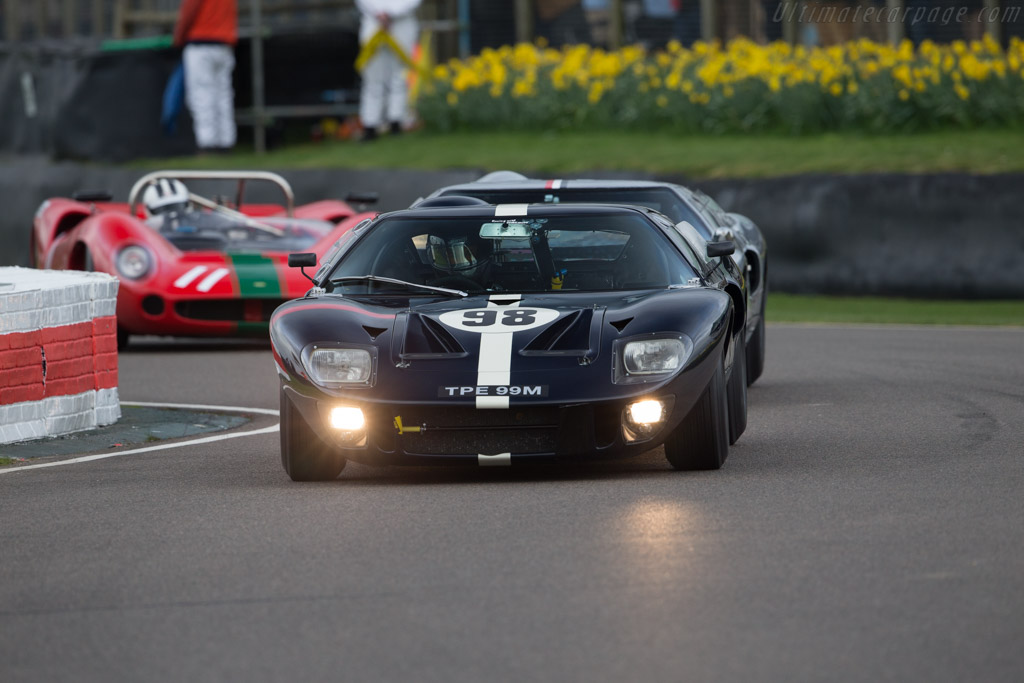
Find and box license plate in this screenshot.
[438,385,548,398]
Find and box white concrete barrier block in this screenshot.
[92,299,118,318]
[1,268,120,445]
[95,404,121,427]
[46,410,96,436]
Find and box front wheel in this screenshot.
[280,388,347,481]
[664,357,729,471]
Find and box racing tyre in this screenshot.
[280,388,347,481]
[664,358,729,471]
[746,290,766,386]
[727,331,748,445]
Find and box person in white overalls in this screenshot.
[356,0,422,140]
[174,0,237,153]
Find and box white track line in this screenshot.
[0,401,279,475]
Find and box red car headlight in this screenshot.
[115,246,152,280]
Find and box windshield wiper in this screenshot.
[330,275,468,297]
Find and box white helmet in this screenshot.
[142,178,190,215]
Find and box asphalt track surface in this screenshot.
[2,324,1022,682]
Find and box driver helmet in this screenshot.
[428,235,488,280]
[142,179,190,216]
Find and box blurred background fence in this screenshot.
[2,1,1022,159]
[3,1,1023,54]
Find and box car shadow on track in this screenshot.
[315,451,690,487]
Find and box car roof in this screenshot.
[437,178,684,193]
[384,202,664,222]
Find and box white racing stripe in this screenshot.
[475,294,521,410]
[173,266,208,289]
[0,402,279,475]
[478,452,511,467]
[495,204,529,217]
[196,267,230,293]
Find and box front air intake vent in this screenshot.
[522,310,593,354]
[401,314,466,357]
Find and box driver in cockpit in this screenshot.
[426,234,496,291]
[142,178,233,234]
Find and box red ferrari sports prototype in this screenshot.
[31,171,375,348]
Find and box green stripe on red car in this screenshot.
[229,253,283,298]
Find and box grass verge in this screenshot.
[769,294,1024,326]
[144,129,1024,178]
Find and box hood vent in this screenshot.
[402,313,466,357]
[522,309,594,355]
[609,317,633,333]
[363,325,388,341]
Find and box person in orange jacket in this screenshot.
[174,0,238,153]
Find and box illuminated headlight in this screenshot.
[622,397,673,443]
[628,399,665,425]
[329,406,365,431]
[115,246,151,280]
[326,406,367,446]
[306,347,372,386]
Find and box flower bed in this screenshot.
[418,36,1024,134]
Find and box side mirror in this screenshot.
[289,252,318,285]
[345,191,379,205]
[707,241,735,259]
[72,190,113,203]
[288,252,317,268]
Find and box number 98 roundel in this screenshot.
[438,307,560,334]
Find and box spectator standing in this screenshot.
[535,0,593,47]
[762,0,784,42]
[357,0,422,141]
[174,0,237,153]
[671,0,701,47]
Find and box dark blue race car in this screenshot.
[271,200,748,481]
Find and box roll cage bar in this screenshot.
[127,170,296,218]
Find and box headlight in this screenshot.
[329,406,365,431]
[622,396,675,443]
[628,399,665,425]
[305,347,373,386]
[322,405,367,447]
[614,335,693,384]
[115,246,152,280]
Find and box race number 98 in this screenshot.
[439,307,560,333]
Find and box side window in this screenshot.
[692,191,729,227]
[650,212,707,273]
[671,221,712,272]
[315,221,369,280]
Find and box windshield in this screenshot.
[326,213,699,295]
[148,212,334,253]
[444,187,713,239]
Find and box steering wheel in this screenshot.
[429,275,486,292]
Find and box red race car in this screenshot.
[31,171,376,348]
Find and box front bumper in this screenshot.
[281,351,718,467]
